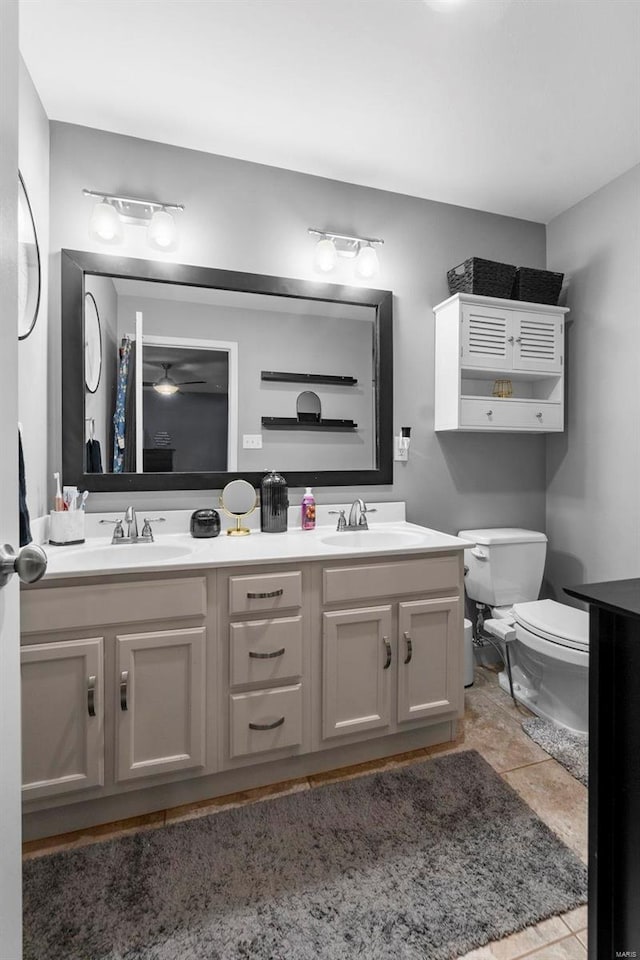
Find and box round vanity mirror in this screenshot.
[84,292,102,393]
[18,172,41,341]
[219,479,257,536]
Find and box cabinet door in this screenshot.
[322,606,392,740]
[461,303,512,370]
[21,638,104,800]
[116,627,206,782]
[397,599,461,723]
[512,313,563,373]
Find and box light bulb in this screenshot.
[314,237,337,273]
[147,208,177,250]
[153,380,179,396]
[355,244,379,280]
[89,200,123,244]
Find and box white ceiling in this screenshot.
[20,0,640,223]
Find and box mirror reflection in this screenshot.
[83,276,376,476]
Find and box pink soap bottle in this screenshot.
[301,488,316,530]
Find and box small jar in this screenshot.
[190,509,221,538]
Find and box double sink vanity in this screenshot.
[21,503,467,840]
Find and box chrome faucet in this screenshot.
[329,499,376,532]
[100,508,165,544]
[124,506,138,541]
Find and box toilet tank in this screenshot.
[458,528,548,607]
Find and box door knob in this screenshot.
[0,543,47,587]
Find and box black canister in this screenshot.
[260,470,289,533]
[190,508,221,538]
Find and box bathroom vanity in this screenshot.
[20,509,466,840]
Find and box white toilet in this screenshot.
[459,528,589,734]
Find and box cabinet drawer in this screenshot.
[229,571,302,615]
[460,398,562,431]
[229,684,303,758]
[323,557,459,604]
[21,577,207,634]
[230,616,303,687]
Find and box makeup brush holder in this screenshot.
[49,510,85,546]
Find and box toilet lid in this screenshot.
[513,599,589,651]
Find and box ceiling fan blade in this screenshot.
[176,380,207,385]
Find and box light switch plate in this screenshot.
[243,434,263,449]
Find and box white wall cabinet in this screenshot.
[21,637,104,800]
[435,293,569,432]
[116,628,206,782]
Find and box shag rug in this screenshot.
[522,717,589,786]
[23,750,587,960]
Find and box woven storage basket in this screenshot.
[447,257,517,298]
[513,267,564,306]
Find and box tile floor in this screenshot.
[23,665,589,959]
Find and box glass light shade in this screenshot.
[153,379,179,396]
[313,237,337,273]
[89,200,123,244]
[147,208,177,250]
[355,244,379,280]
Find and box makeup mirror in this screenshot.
[219,478,257,536]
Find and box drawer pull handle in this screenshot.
[536,412,543,420]
[120,670,129,711]
[249,647,286,660]
[249,716,285,731]
[383,636,392,670]
[486,409,493,417]
[404,632,413,665]
[87,675,96,717]
[246,588,284,599]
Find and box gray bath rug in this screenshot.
[522,717,588,786]
[23,750,587,960]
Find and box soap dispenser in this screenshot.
[260,470,289,533]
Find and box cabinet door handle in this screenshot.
[536,411,543,420]
[249,716,285,731]
[87,675,96,717]
[249,647,286,660]
[403,632,413,665]
[120,670,129,711]
[383,636,392,670]
[507,335,514,344]
[515,336,522,343]
[246,588,284,599]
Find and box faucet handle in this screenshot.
[329,509,347,531]
[141,517,166,542]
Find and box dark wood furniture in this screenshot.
[564,578,640,960]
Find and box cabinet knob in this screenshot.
[536,412,543,420]
[486,410,493,417]
[508,336,514,344]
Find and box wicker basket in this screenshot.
[447,257,517,299]
[513,267,564,306]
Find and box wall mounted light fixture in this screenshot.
[83,190,185,250]
[308,228,384,279]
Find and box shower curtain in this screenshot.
[112,337,137,473]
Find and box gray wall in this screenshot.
[545,163,640,599]
[49,120,547,533]
[84,274,118,469]
[116,294,375,472]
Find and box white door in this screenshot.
[0,4,23,955]
[460,303,513,370]
[512,313,563,373]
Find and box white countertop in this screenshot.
[37,503,469,581]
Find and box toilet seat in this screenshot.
[512,599,589,652]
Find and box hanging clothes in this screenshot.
[86,438,103,473]
[123,340,137,473]
[112,336,134,473]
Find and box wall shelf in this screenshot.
[261,417,357,431]
[261,371,358,386]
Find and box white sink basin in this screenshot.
[320,531,426,550]
[72,543,196,566]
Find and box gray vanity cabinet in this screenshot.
[397,598,461,724]
[116,627,206,782]
[21,637,104,800]
[322,605,393,740]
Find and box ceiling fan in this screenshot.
[143,362,206,396]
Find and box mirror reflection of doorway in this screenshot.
[140,337,238,472]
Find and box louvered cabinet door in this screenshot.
[460,304,512,369]
[512,313,563,373]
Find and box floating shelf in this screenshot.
[261,417,357,431]
[261,371,357,386]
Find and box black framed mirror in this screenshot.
[62,249,393,491]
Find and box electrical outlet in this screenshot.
[243,434,263,449]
